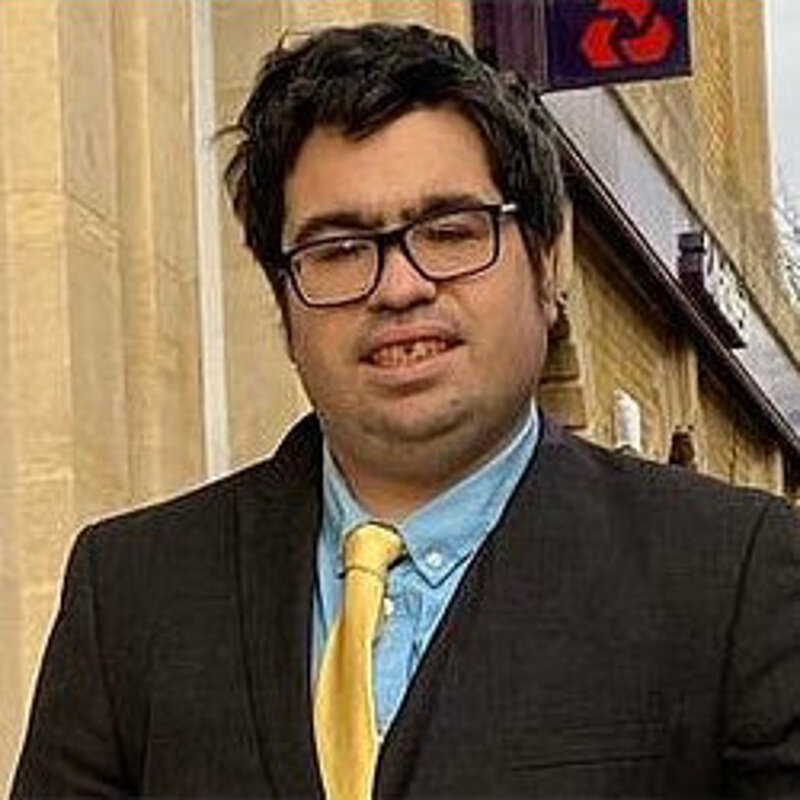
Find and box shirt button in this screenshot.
[425,549,444,569]
[383,597,395,618]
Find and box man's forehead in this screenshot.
[287,108,492,184]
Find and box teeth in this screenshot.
[371,338,449,367]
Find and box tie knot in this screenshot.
[343,522,404,580]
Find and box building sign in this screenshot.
[678,231,749,349]
[545,0,692,89]
[473,0,692,92]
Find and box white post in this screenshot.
[190,0,231,478]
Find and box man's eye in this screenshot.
[306,239,372,266]
[424,225,475,242]
[418,213,489,244]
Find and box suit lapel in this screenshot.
[375,418,575,797]
[375,544,493,797]
[234,417,324,799]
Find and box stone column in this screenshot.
[0,1,205,790]
[111,0,204,502]
[1,2,95,790]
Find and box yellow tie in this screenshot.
[314,522,404,800]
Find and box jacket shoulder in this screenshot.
[536,420,795,560]
[543,420,784,509]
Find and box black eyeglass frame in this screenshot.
[280,201,519,308]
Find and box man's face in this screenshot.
[283,106,557,505]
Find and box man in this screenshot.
[12,22,800,799]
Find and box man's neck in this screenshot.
[326,408,534,521]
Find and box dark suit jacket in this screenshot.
[12,415,800,798]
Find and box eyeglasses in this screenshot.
[281,201,519,308]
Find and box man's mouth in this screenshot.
[368,337,454,368]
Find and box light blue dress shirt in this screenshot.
[313,406,540,737]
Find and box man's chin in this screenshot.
[368,403,470,447]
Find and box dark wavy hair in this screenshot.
[223,22,565,319]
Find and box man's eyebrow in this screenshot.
[286,191,498,249]
[405,192,494,221]
[287,210,382,249]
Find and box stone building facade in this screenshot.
[1,0,796,792]
[535,0,798,492]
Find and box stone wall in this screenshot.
[616,0,800,362]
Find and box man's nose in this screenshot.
[366,243,437,311]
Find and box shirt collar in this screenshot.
[320,443,370,566]
[321,406,539,586]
